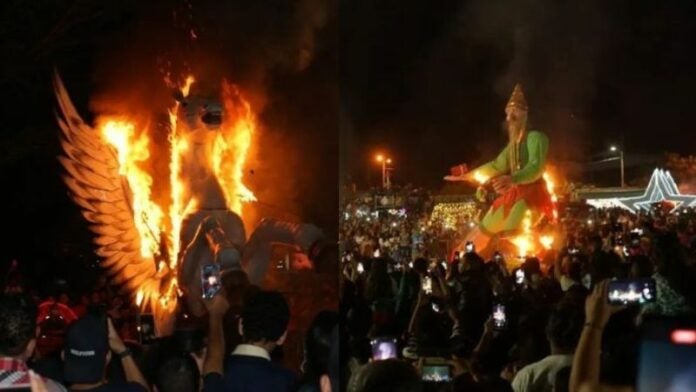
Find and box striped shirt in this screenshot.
[0,357,66,391]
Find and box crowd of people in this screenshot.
[1,264,339,391]
[340,187,465,264]
[339,197,696,391]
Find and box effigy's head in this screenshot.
[505,83,528,141]
[175,89,223,131]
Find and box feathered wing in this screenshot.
[54,72,157,293]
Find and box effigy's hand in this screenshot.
[492,175,513,194]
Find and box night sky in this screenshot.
[0,0,337,289]
[340,0,696,189]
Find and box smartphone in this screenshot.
[568,247,580,255]
[440,261,448,271]
[357,262,365,274]
[637,316,696,392]
[465,241,475,253]
[275,258,289,271]
[422,276,433,295]
[607,278,657,305]
[515,269,525,285]
[492,304,507,330]
[201,264,222,299]
[421,364,452,383]
[138,313,156,344]
[373,249,381,258]
[371,337,398,361]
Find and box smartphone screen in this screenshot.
[421,364,452,382]
[515,269,525,285]
[422,276,432,294]
[492,304,507,330]
[138,313,156,344]
[465,241,474,253]
[357,262,365,274]
[637,317,696,391]
[607,278,657,305]
[371,337,398,361]
[201,264,222,299]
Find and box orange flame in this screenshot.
[98,74,256,318]
[473,170,489,184]
[168,75,196,270]
[211,82,257,215]
[540,235,554,250]
[101,120,164,259]
[511,209,534,258]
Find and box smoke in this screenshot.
[452,0,611,162]
[86,0,337,232]
[342,0,613,187]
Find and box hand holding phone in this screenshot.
[492,304,507,330]
[515,269,525,285]
[371,337,398,361]
[465,241,475,253]
[422,276,433,295]
[137,314,156,344]
[607,278,657,305]
[201,264,222,300]
[421,361,452,383]
[638,316,696,392]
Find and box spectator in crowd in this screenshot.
[153,353,200,392]
[297,310,339,392]
[62,315,149,391]
[511,301,585,392]
[0,294,66,391]
[203,290,296,392]
[347,359,421,392]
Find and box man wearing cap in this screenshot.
[447,84,554,253]
[63,315,149,391]
[0,294,66,391]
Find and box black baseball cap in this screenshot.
[63,314,109,384]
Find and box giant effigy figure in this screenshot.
[54,73,324,333]
[447,84,553,253]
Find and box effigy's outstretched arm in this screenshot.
[473,144,510,180]
[511,131,548,184]
[242,219,324,285]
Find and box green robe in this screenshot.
[473,130,549,236]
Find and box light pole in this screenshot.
[610,146,625,188]
[375,154,393,189]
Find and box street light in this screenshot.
[374,154,393,189]
[610,145,625,188]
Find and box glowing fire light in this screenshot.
[135,290,144,307]
[473,171,489,184]
[98,74,257,316]
[543,171,559,220]
[102,120,164,259]
[168,75,196,270]
[540,235,554,250]
[511,210,534,258]
[211,82,258,214]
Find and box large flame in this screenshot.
[99,74,257,315]
[101,120,164,259]
[211,82,258,215]
[543,170,559,220]
[168,75,196,270]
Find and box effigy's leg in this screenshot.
[480,199,530,235]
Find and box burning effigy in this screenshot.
[445,84,558,260]
[54,72,324,334]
